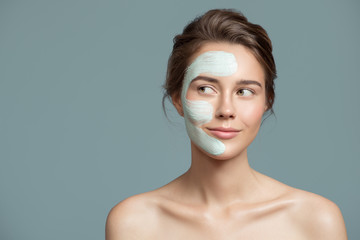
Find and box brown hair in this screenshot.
[162,9,277,116]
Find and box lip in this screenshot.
[207,127,240,140]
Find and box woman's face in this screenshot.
[175,42,267,160]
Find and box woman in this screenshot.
[106,9,347,239]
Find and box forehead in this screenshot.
[186,51,238,78]
[187,42,265,83]
[189,42,246,63]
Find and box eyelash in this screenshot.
[236,88,254,96]
[198,86,215,94]
[197,86,255,96]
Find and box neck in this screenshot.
[183,142,262,208]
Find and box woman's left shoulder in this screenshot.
[285,187,347,239]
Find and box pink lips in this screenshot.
[207,127,240,140]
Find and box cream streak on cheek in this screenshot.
[181,51,238,156]
[185,99,212,125]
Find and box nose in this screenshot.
[215,94,236,119]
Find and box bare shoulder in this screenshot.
[259,172,347,238]
[105,192,160,240]
[287,188,347,239]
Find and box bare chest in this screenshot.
[152,206,308,240]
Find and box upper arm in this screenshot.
[105,206,121,240]
[312,200,347,240]
[295,195,347,240]
[105,196,158,240]
[105,200,135,240]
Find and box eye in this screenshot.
[198,86,215,94]
[237,89,254,97]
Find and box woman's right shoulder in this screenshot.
[105,192,161,239]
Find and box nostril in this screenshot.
[217,113,235,119]
[215,101,236,119]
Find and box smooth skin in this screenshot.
[106,42,347,239]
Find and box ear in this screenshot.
[264,100,269,112]
[171,94,184,117]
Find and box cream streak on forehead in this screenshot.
[181,51,238,156]
[181,51,238,100]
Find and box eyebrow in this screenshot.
[191,76,263,88]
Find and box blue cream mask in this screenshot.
[181,51,238,155]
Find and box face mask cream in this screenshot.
[181,51,237,155]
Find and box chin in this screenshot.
[196,144,248,161]
[214,150,247,161]
[190,135,253,161]
[209,152,237,161]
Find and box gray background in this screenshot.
[1,0,359,239]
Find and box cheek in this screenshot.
[239,102,265,127]
[184,99,213,126]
